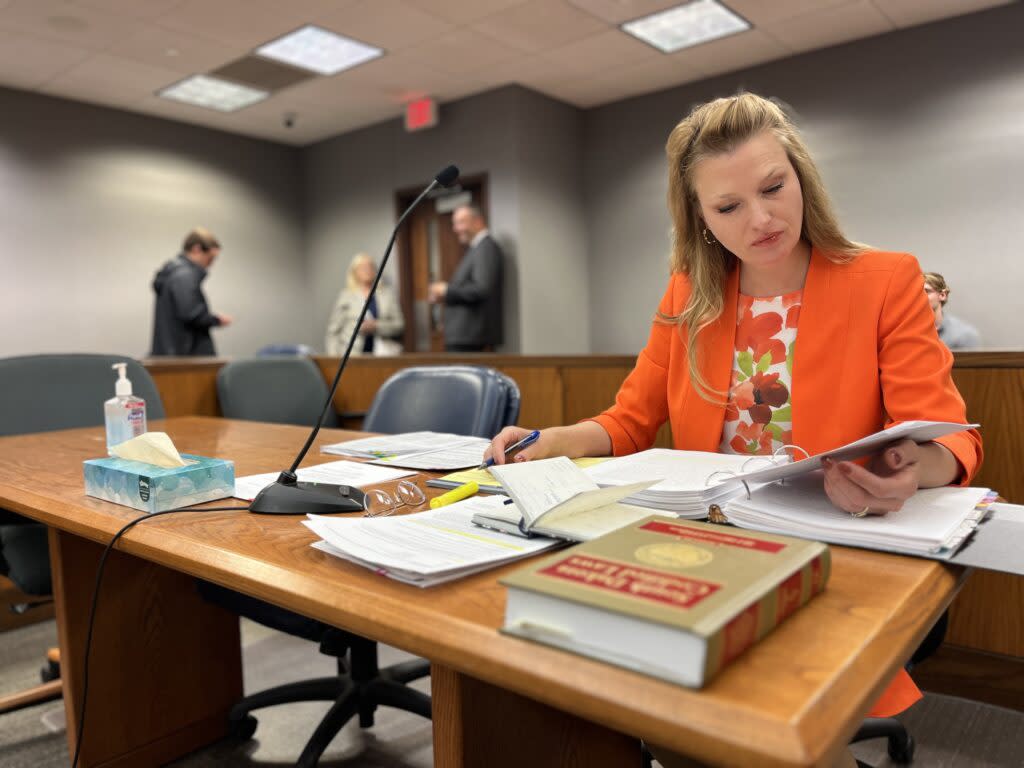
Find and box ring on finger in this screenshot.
[851,505,870,518]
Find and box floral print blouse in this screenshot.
[720,290,802,455]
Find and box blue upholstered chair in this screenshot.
[217,357,339,427]
[363,365,520,437]
[0,354,165,715]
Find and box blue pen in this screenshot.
[479,430,540,470]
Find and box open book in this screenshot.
[474,456,658,542]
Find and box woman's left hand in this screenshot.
[822,438,921,516]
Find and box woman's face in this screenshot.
[692,131,805,272]
[354,259,375,286]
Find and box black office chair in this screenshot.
[202,364,520,766]
[363,365,521,437]
[0,354,165,715]
[217,357,339,427]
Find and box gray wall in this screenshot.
[0,87,309,360]
[583,2,1024,352]
[3,2,1021,360]
[303,85,589,354]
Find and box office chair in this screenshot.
[202,364,521,766]
[363,365,521,438]
[0,354,165,715]
[217,357,339,427]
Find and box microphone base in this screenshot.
[249,478,366,515]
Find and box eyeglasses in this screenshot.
[364,480,426,517]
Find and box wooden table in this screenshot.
[0,417,964,768]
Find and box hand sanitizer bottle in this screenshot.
[105,363,147,454]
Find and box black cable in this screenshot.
[70,504,249,768]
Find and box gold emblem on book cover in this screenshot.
[635,542,713,569]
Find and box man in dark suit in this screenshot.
[429,205,503,352]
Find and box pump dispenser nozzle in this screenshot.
[112,363,133,397]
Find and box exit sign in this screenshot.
[404,97,438,132]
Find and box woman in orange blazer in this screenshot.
[486,94,981,730]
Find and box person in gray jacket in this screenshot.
[150,228,232,356]
[923,272,981,350]
[429,205,503,352]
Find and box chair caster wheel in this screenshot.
[888,733,915,763]
[228,714,258,740]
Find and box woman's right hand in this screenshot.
[484,422,613,466]
[485,426,558,466]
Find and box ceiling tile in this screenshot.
[761,0,892,54]
[541,28,662,78]
[681,27,791,78]
[470,0,610,54]
[403,27,523,76]
[0,29,93,89]
[105,24,248,73]
[870,0,1014,28]
[403,0,527,24]
[0,0,142,50]
[152,0,303,47]
[565,0,685,25]
[725,0,855,26]
[74,0,186,19]
[313,0,454,50]
[40,52,187,108]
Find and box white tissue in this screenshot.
[110,432,187,468]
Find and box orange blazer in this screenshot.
[592,248,983,716]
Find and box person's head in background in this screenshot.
[182,227,221,270]
[452,205,486,246]
[346,253,377,292]
[923,272,950,330]
[664,92,862,396]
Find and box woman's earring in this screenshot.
[702,227,716,245]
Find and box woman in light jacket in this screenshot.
[325,254,404,356]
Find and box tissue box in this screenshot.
[83,454,235,513]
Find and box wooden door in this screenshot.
[396,174,488,352]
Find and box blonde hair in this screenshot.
[346,253,375,292]
[662,93,865,401]
[923,272,949,304]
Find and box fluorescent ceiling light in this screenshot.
[622,0,750,53]
[256,25,382,76]
[158,75,268,112]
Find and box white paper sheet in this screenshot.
[233,460,416,501]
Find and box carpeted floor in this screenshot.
[2,618,1022,767]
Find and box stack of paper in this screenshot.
[722,472,994,557]
[583,449,766,517]
[234,460,415,501]
[321,431,490,471]
[303,496,561,587]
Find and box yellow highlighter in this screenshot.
[429,481,480,509]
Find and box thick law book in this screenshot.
[501,515,830,688]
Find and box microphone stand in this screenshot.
[249,165,460,514]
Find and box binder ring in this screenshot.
[704,469,751,499]
[704,469,737,487]
[774,444,810,462]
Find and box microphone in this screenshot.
[249,164,461,515]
